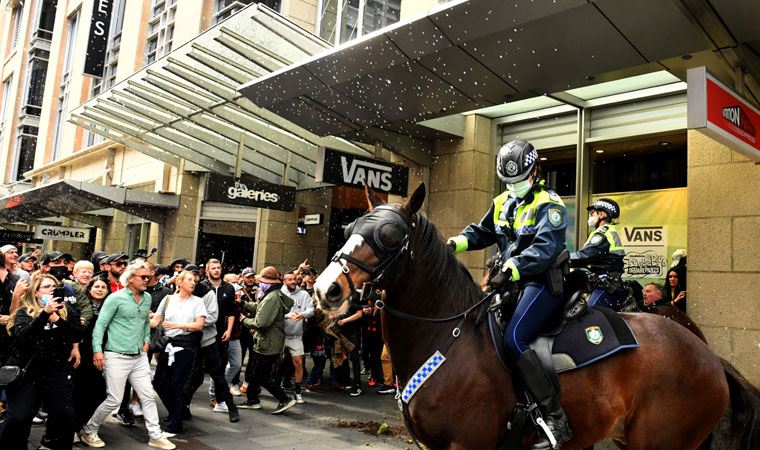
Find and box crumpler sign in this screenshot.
[206,174,295,212]
[315,147,409,196]
[84,0,115,77]
[34,225,91,243]
[688,67,760,160]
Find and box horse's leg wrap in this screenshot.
[516,350,572,449]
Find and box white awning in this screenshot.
[70,4,375,189]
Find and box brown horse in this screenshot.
[314,184,760,449]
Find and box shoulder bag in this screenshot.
[150,295,174,353]
[0,351,38,388]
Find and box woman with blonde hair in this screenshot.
[150,270,206,436]
[1,273,83,449]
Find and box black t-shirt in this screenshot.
[0,270,19,315]
[202,279,236,337]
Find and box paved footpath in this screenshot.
[29,382,410,450]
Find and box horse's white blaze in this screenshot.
[315,234,365,303]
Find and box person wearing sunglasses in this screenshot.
[79,260,175,449]
[104,253,129,294]
[0,274,83,449]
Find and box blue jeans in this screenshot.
[504,282,564,357]
[224,339,242,387]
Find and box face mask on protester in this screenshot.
[257,282,272,298]
[49,266,72,281]
[507,179,533,198]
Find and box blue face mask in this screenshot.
[507,179,533,198]
[257,282,272,298]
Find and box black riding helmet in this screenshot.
[496,140,539,184]
[587,198,620,220]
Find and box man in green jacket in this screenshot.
[239,266,296,414]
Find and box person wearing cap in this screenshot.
[233,267,258,393]
[570,198,628,311]
[239,266,296,414]
[104,253,128,293]
[2,244,30,282]
[446,140,571,450]
[18,254,37,274]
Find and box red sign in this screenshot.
[706,79,759,151]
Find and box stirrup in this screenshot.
[535,416,558,449]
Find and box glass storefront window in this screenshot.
[319,0,400,45]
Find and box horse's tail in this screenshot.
[720,357,760,449]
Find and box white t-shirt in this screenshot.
[156,294,207,338]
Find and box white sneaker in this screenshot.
[162,432,177,438]
[148,437,176,449]
[129,402,143,417]
[80,431,106,448]
[213,402,229,413]
[295,393,304,404]
[229,385,242,396]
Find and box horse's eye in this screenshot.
[377,222,403,249]
[343,221,356,240]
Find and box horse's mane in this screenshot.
[409,211,485,311]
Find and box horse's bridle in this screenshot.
[331,204,412,304]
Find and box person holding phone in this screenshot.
[0,274,83,449]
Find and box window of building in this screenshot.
[0,78,11,138]
[538,147,577,197]
[14,125,38,180]
[318,0,400,45]
[52,12,79,161]
[88,0,126,146]
[213,0,280,24]
[32,0,57,42]
[144,0,178,65]
[8,5,23,53]
[591,133,687,194]
[21,49,49,117]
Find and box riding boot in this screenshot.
[516,349,571,449]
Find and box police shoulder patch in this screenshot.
[590,233,605,245]
[548,208,563,227]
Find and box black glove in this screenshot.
[488,267,511,289]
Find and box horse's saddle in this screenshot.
[488,270,639,373]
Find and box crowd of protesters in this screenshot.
[0,246,397,450]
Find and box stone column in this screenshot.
[159,174,202,266]
[429,114,495,280]
[101,210,128,253]
[256,188,332,272]
[687,129,760,385]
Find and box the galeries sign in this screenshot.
[34,225,91,243]
[206,174,296,212]
[315,147,409,196]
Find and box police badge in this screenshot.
[505,161,518,176]
[585,326,604,345]
[548,208,562,227]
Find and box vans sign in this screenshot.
[206,174,295,211]
[315,148,409,196]
[34,225,91,243]
[621,225,668,278]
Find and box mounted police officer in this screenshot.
[570,199,628,311]
[447,140,571,450]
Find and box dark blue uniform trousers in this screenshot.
[504,282,564,357]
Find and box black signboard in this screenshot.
[205,174,296,212]
[0,230,42,244]
[315,148,409,196]
[84,0,115,77]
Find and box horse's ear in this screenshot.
[365,185,384,211]
[403,183,426,215]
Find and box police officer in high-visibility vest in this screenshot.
[570,199,627,311]
[447,140,571,450]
